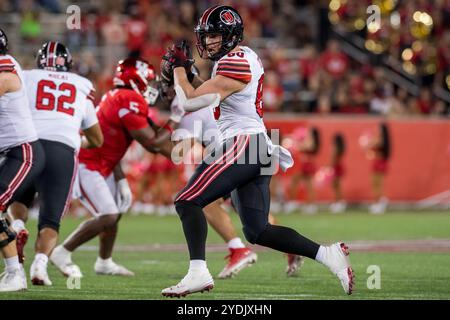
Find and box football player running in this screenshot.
[0,29,45,292]
[162,79,303,278]
[50,57,183,279]
[160,81,258,279]
[161,5,354,297]
[8,41,103,286]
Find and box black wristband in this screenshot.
[187,71,195,83]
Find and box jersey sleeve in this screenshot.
[0,58,16,73]
[119,95,149,132]
[81,100,99,130]
[216,56,252,84]
[87,88,96,104]
[78,75,96,104]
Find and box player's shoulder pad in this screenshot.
[22,68,42,79]
[70,73,94,91]
[69,72,96,102]
[216,50,252,84]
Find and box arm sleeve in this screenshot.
[81,100,99,129]
[174,85,220,112]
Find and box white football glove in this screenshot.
[115,179,132,213]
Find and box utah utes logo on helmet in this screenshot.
[220,10,239,25]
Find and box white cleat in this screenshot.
[162,269,214,298]
[50,245,83,278]
[323,242,355,295]
[0,266,27,292]
[94,260,135,276]
[30,258,52,286]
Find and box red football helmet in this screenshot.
[113,57,159,105]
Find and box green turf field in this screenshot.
[2,211,450,300]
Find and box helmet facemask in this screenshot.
[129,79,159,106]
[0,29,8,54]
[195,28,239,61]
[143,81,159,105]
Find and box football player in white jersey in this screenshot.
[160,5,354,297]
[0,29,45,292]
[160,84,258,279]
[8,41,103,286]
[166,82,303,278]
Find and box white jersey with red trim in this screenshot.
[211,46,266,140]
[24,69,98,150]
[0,55,38,152]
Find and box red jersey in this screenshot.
[79,88,149,177]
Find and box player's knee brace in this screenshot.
[0,217,16,248]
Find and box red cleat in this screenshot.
[286,254,305,277]
[218,248,257,279]
[16,229,29,264]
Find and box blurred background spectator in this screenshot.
[1,0,447,115]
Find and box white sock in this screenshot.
[54,245,72,264]
[315,245,327,265]
[189,260,207,272]
[11,219,25,233]
[96,257,113,265]
[35,253,48,264]
[58,245,72,256]
[4,256,20,273]
[228,237,246,249]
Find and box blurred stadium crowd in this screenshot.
[1,0,449,115]
[1,0,449,214]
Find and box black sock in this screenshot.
[175,201,207,260]
[255,224,320,259]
